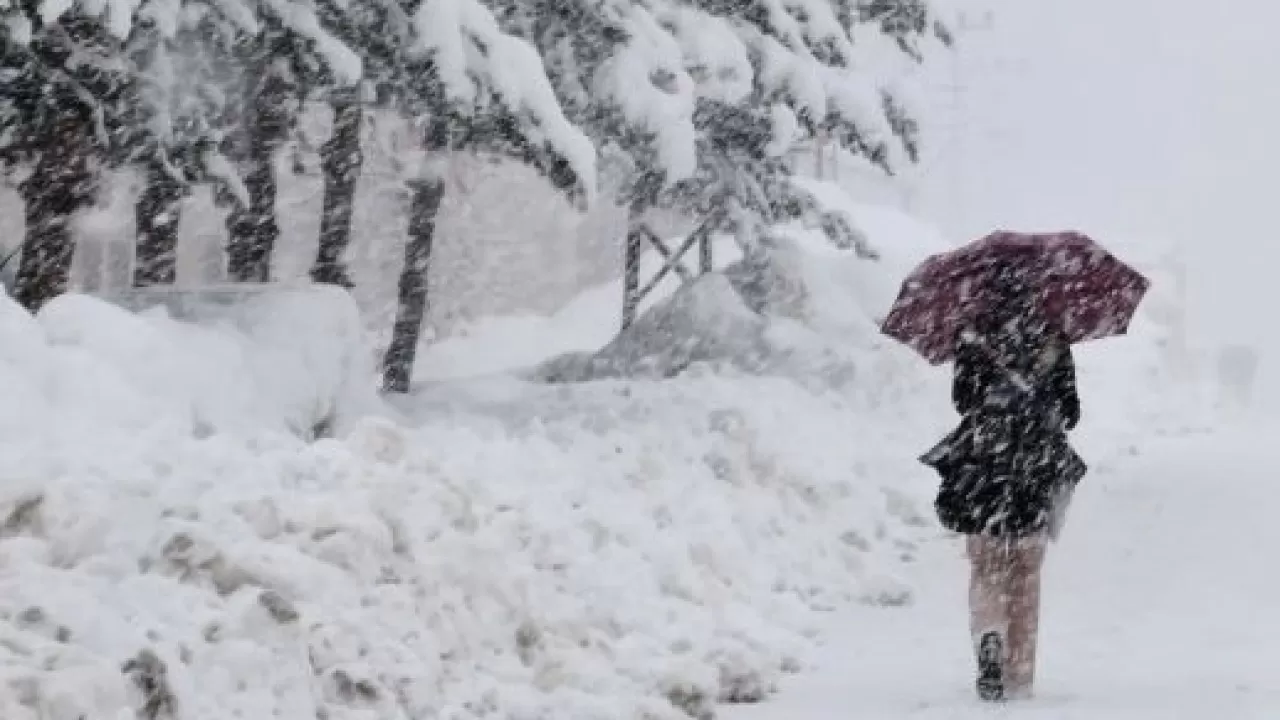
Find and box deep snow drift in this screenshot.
[0,189,1200,719]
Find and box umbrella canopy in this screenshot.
[880,231,1151,364]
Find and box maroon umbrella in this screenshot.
[881,231,1151,364]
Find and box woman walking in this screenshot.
[880,231,1149,703]
[923,272,1085,701]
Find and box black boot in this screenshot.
[976,631,1005,702]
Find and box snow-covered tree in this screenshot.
[483,0,707,328]
[313,0,597,392]
[0,6,128,309]
[305,0,411,289]
[487,0,950,327]
[656,0,950,247]
[5,0,597,389]
[1,0,364,295]
[3,0,951,391]
[127,16,235,286]
[194,4,361,283]
[485,0,703,219]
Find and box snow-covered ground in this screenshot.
[0,189,958,719]
[0,180,1217,719]
[725,423,1278,719]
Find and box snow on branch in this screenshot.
[414,0,598,198]
[205,0,260,35]
[659,6,753,105]
[593,5,697,182]
[1,11,32,44]
[260,0,362,84]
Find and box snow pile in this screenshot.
[2,284,381,447]
[530,236,935,403]
[416,181,950,383]
[537,274,773,383]
[0,182,1204,718]
[0,189,962,719]
[0,366,935,720]
[0,308,938,718]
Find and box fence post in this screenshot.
[622,222,643,329]
[699,223,713,274]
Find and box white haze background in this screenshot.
[0,3,1269,718]
[917,0,1274,406]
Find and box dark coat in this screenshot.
[922,323,1087,537]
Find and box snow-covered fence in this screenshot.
[622,211,724,329]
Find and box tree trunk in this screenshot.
[381,176,445,394]
[312,93,362,288]
[621,219,643,330]
[133,156,185,286]
[14,113,95,311]
[225,137,279,283]
[621,171,664,330]
[225,46,292,283]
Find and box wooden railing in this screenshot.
[621,208,727,329]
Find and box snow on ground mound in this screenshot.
[414,180,952,383]
[537,274,773,382]
[0,186,1203,718]
[0,191,959,719]
[0,379,935,720]
[525,195,952,413]
[531,237,930,398]
[0,297,939,719]
[0,285,382,472]
[39,284,383,440]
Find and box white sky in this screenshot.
[914,0,1280,353]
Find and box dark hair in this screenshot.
[989,266,1032,304]
[976,267,1044,341]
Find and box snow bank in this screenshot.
[0,190,959,718]
[0,366,937,720]
[3,284,381,448]
[0,289,941,718]
[538,274,773,383]
[0,182,1203,718]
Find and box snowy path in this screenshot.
[728,428,1280,719]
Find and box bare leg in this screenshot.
[968,535,1010,649]
[1005,536,1048,697]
